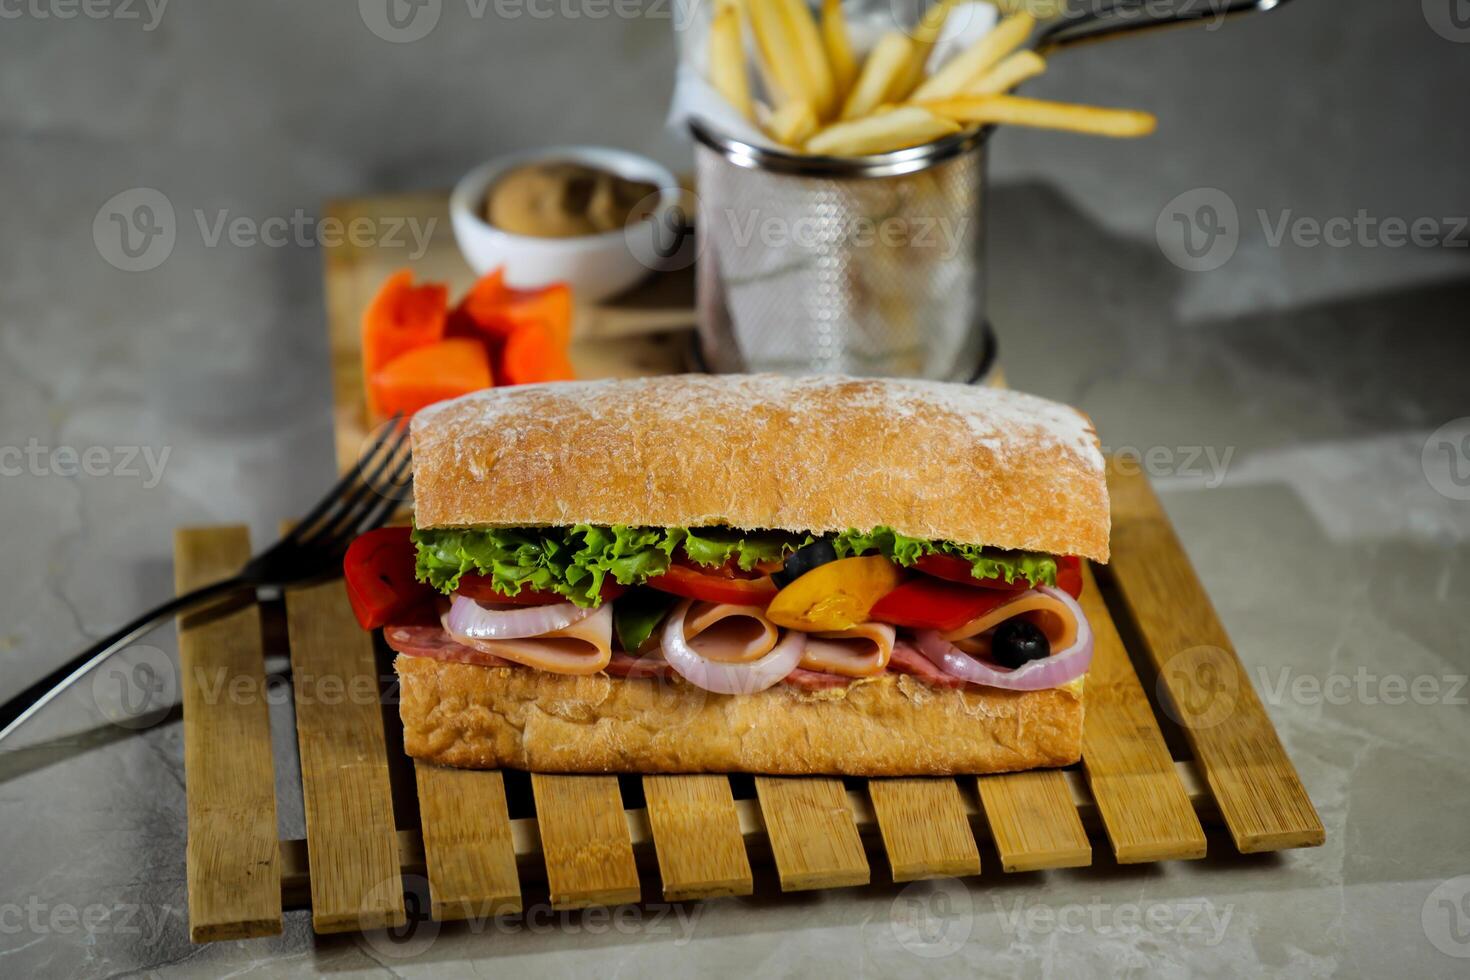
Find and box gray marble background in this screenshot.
[2,0,1468,976]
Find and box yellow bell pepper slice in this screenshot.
[765,556,902,633]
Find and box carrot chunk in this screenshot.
[498,321,576,385]
[369,337,493,417]
[454,268,573,349]
[361,269,448,381]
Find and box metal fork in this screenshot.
[0,419,413,743]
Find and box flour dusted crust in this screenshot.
[396,655,1085,776]
[411,374,1110,561]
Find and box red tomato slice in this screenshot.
[670,554,777,580]
[343,527,433,630]
[646,563,778,606]
[914,554,1030,590]
[454,574,626,605]
[869,579,1016,633]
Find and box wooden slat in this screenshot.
[174,526,282,942]
[1105,462,1325,852]
[1078,563,1207,862]
[284,580,405,933]
[530,774,641,908]
[642,775,753,901]
[754,777,869,890]
[415,764,522,920]
[976,771,1092,872]
[868,779,981,882]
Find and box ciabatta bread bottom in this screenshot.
[396,655,1084,776]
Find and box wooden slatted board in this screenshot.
[169,189,1323,939]
[176,472,1322,937]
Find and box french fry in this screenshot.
[962,49,1046,96]
[766,99,820,146]
[778,0,837,121]
[747,0,809,111]
[911,11,1035,102]
[708,3,754,121]
[806,106,960,156]
[890,0,963,101]
[820,0,858,106]
[839,31,913,120]
[920,94,1158,137]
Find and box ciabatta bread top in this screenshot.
[411,374,1110,561]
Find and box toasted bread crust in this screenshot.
[396,654,1085,776]
[411,374,1110,561]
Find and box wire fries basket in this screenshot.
[691,122,992,381]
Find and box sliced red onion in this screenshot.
[661,599,806,695]
[443,594,594,640]
[913,586,1093,691]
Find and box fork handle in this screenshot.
[1037,0,1285,53]
[0,576,250,744]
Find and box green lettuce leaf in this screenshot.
[414,523,1057,605]
[832,525,1057,587]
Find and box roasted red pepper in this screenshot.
[869,579,1016,633]
[342,526,432,630]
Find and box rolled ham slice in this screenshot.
[940,589,1079,653]
[683,602,780,663]
[799,622,896,678]
[444,602,613,675]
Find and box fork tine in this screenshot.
[292,419,409,547]
[286,415,406,545]
[350,470,413,541]
[297,436,412,553]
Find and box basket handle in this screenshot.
[1036,0,1294,53]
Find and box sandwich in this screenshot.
[344,374,1109,776]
